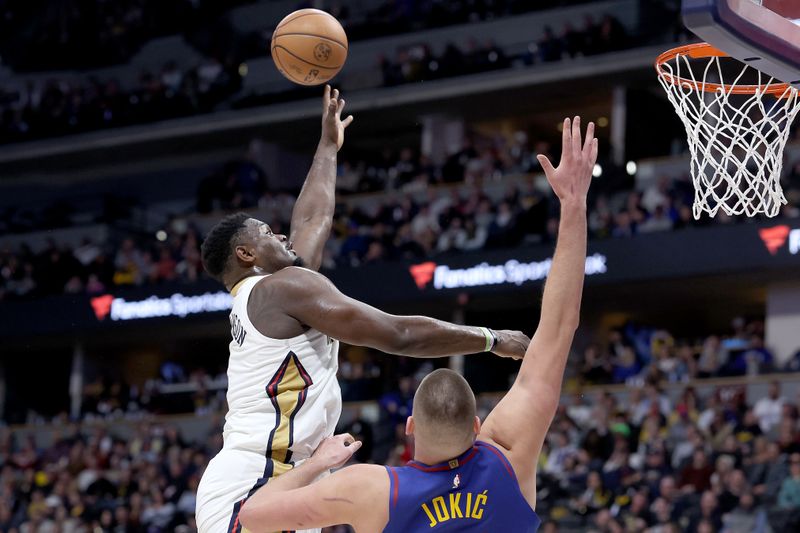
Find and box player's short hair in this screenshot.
[200,213,251,282]
[413,369,476,443]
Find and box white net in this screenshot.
[657,49,800,218]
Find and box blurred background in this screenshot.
[1,0,800,531]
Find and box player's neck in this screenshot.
[224,267,268,291]
[413,441,473,466]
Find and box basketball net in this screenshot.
[657,46,800,218]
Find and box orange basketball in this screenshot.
[271,9,348,86]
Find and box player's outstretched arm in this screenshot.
[477,117,596,506]
[238,435,389,533]
[289,85,354,271]
[256,266,529,359]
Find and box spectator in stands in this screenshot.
[113,238,145,286]
[720,492,771,533]
[772,453,800,529]
[537,26,563,62]
[141,488,177,530]
[687,490,724,532]
[611,210,634,238]
[638,204,674,233]
[589,507,621,532]
[544,431,577,480]
[594,14,628,54]
[581,344,614,384]
[726,336,774,376]
[679,449,714,493]
[778,453,800,507]
[698,335,725,378]
[754,381,786,434]
[571,470,612,519]
[749,441,788,504]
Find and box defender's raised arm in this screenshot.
[477,116,597,506]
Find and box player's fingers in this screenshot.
[324,85,331,107]
[561,118,571,156]
[572,116,582,157]
[583,122,595,156]
[336,97,345,115]
[340,433,355,445]
[537,154,555,176]
[590,138,599,167]
[332,88,339,101]
[342,115,354,128]
[350,441,363,453]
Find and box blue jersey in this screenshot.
[383,441,540,532]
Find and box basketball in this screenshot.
[271,9,348,86]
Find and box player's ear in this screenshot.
[235,244,255,264]
[473,416,481,436]
[405,416,415,436]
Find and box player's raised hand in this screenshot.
[492,330,531,360]
[537,116,598,205]
[320,85,354,151]
[310,433,362,470]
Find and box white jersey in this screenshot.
[197,274,342,533]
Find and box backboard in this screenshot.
[683,0,800,87]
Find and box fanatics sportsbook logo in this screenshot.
[409,254,608,291]
[759,225,800,255]
[90,294,114,320]
[759,225,790,255]
[409,261,437,289]
[90,291,233,321]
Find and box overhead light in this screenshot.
[239,63,248,77]
[593,164,603,178]
[597,117,609,127]
[626,161,637,175]
[156,230,168,242]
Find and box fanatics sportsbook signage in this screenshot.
[758,225,800,255]
[2,220,800,337]
[409,254,609,291]
[90,291,233,321]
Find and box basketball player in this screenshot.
[236,116,598,532]
[195,86,530,533]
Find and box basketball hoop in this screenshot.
[656,42,800,218]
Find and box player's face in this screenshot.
[246,218,300,272]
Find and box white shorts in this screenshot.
[196,448,321,533]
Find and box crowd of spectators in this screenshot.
[0,58,242,144]
[0,0,595,73]
[0,0,644,144]
[576,317,800,386]
[60,316,800,424]
[534,377,800,531]
[0,420,218,532]
[313,0,596,42]
[3,134,800,301]
[378,12,628,87]
[528,318,800,530]
[0,226,204,302]
[226,0,605,66]
[2,314,800,532]
[0,0,250,71]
